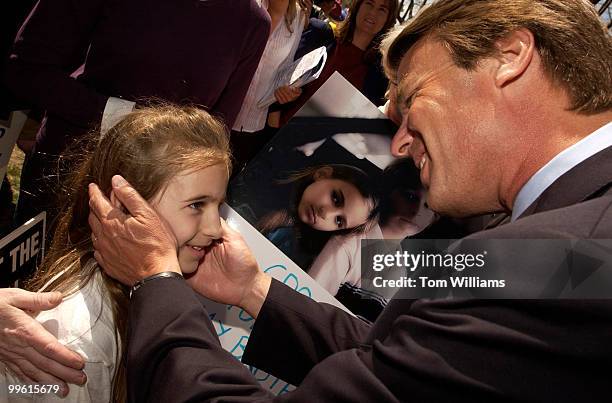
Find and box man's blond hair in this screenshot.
[383,0,612,114]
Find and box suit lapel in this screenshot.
[518,146,612,219]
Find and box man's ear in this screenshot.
[494,28,535,88]
[313,166,334,180]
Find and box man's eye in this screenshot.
[406,94,416,109]
[335,216,346,229]
[400,90,419,115]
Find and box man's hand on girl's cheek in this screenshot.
[88,176,180,286]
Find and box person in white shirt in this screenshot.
[231,0,308,169]
[0,104,233,402]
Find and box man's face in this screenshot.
[391,38,502,217]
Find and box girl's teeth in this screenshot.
[420,156,426,170]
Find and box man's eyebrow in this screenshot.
[397,74,422,108]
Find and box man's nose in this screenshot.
[391,123,415,158]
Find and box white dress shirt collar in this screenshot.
[511,121,612,221]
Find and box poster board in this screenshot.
[0,212,46,288]
[227,73,431,323]
[209,205,350,394]
[214,74,429,393]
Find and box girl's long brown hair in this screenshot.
[27,104,231,402]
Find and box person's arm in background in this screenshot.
[3,0,113,133]
[0,288,86,397]
[270,3,307,107]
[270,17,333,119]
[212,1,270,129]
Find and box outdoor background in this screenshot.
[5,0,612,205]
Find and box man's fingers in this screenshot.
[22,346,86,386]
[110,175,152,217]
[15,319,85,370]
[219,218,239,242]
[88,183,115,222]
[88,211,102,239]
[9,289,62,312]
[4,353,68,396]
[220,218,235,237]
[93,251,109,273]
[3,360,35,384]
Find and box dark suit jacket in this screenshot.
[127,146,612,402]
[4,0,269,153]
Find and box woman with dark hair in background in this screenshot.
[271,0,399,128]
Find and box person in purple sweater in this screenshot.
[4,0,270,226]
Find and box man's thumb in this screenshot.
[111,175,149,216]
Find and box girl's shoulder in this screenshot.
[35,263,118,365]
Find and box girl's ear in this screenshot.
[313,166,333,180]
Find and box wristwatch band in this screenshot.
[130,271,183,298]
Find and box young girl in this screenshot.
[0,105,231,402]
[258,163,377,269]
[309,159,435,320]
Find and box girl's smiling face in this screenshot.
[150,164,229,274]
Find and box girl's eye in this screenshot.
[335,215,346,229]
[189,201,205,210]
[331,190,344,207]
